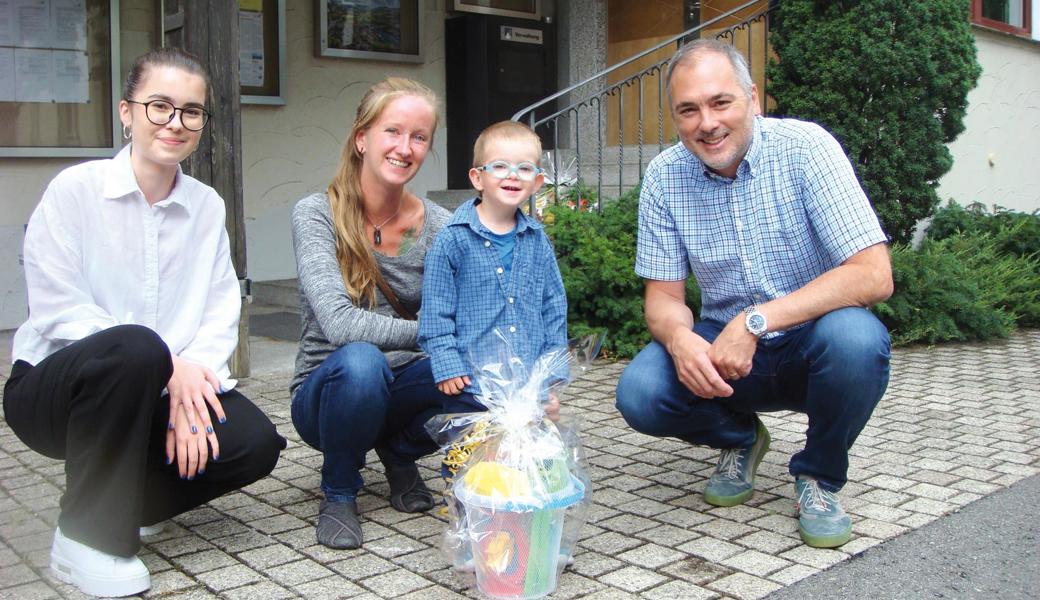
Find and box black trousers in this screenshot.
[3,325,286,557]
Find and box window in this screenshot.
[972,0,1031,37]
[0,0,120,157]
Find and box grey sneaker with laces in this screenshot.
[795,476,852,548]
[703,417,770,507]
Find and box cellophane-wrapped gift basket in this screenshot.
[427,332,603,599]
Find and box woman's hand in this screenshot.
[165,404,219,479]
[167,355,227,435]
[437,375,471,395]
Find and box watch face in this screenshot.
[748,314,766,333]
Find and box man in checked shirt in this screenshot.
[615,39,893,548]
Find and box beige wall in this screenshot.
[243,1,449,282]
[937,27,1040,213]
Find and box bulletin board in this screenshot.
[239,0,284,105]
[0,0,121,157]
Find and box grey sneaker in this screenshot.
[795,476,851,548]
[703,418,770,507]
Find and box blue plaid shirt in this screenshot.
[637,117,888,333]
[419,198,568,391]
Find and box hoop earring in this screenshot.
[122,124,132,139]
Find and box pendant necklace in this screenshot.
[366,199,403,246]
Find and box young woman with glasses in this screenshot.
[3,47,286,597]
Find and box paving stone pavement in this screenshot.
[1,330,1038,600]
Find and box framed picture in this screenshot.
[317,0,423,63]
[240,0,286,105]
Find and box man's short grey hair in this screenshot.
[665,39,754,104]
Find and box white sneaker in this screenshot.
[138,523,164,537]
[50,527,150,597]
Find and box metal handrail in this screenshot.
[513,0,775,209]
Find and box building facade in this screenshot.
[1,0,1038,330]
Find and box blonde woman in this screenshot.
[291,78,458,549]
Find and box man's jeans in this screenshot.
[292,343,455,502]
[616,307,890,491]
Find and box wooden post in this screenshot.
[163,0,250,378]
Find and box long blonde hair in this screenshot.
[328,77,439,307]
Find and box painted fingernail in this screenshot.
[187,475,194,481]
[197,469,205,476]
[206,426,213,433]
[166,457,172,465]
[213,455,219,462]
[180,473,186,480]
[191,426,198,434]
[219,417,226,424]
[168,422,175,430]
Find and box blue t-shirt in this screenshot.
[487,226,517,281]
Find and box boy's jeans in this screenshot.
[615,307,890,491]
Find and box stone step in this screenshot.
[427,189,473,211]
[252,278,299,312]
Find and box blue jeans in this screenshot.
[291,343,461,502]
[616,307,890,491]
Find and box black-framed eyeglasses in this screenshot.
[127,99,211,131]
[477,160,542,182]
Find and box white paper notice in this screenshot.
[17,0,52,49]
[0,0,15,47]
[239,9,264,87]
[52,0,87,51]
[52,49,87,102]
[0,48,15,101]
[14,47,52,102]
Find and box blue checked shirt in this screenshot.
[419,198,568,392]
[636,117,888,334]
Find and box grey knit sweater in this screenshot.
[289,193,451,397]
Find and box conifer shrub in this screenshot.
[768,0,981,244]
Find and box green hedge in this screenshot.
[927,201,1040,259]
[544,185,699,358]
[546,192,1039,356]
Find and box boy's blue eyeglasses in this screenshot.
[477,160,542,182]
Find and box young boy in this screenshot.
[420,120,568,485]
[419,121,568,409]
[419,122,572,574]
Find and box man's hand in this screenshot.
[165,404,218,479]
[708,314,758,381]
[437,375,471,396]
[668,327,734,399]
[167,355,226,435]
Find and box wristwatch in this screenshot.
[744,306,768,337]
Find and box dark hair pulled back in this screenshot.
[123,47,211,101]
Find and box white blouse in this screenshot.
[13,145,241,390]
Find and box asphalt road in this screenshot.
[767,473,1040,600]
